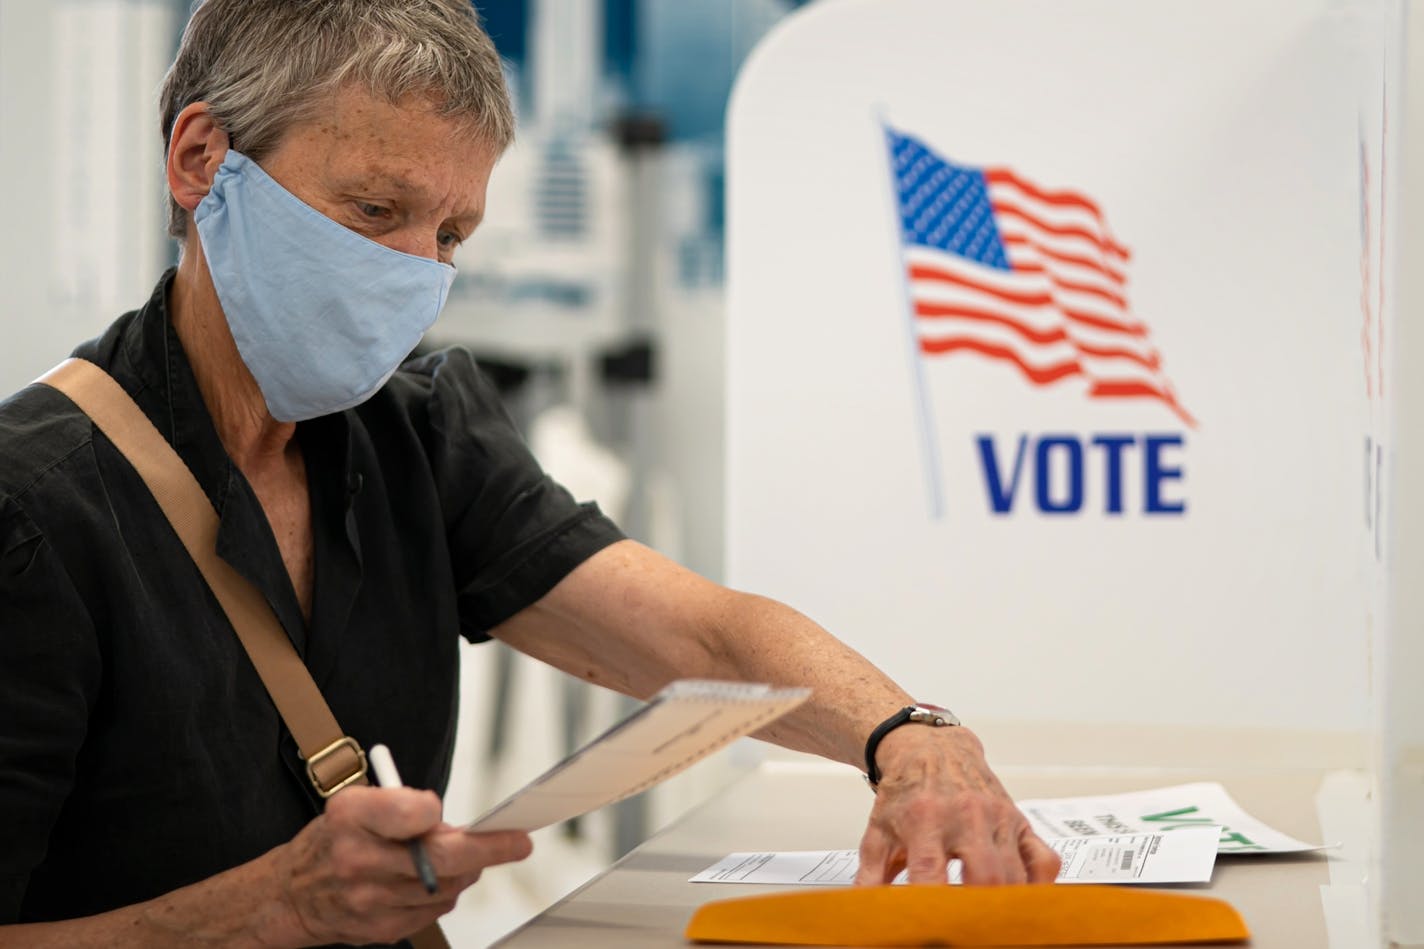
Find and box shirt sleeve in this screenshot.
[0,498,100,921]
[401,348,625,641]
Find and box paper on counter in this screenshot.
[1054,826,1220,882]
[692,825,1221,886]
[1016,782,1321,853]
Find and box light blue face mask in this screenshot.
[194,149,456,422]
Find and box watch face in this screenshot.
[910,704,961,726]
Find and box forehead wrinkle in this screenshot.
[341,165,484,221]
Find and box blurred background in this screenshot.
[0,0,813,943]
[8,1,1424,946]
[6,2,1424,947]
[0,0,816,583]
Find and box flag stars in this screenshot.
[888,128,1012,268]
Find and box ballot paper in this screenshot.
[1016,782,1322,853]
[691,824,1222,886]
[467,680,810,833]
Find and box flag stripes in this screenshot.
[889,128,1193,427]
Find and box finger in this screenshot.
[326,825,439,884]
[461,829,533,867]
[855,828,895,886]
[956,843,1008,886]
[382,870,484,910]
[349,847,504,909]
[332,854,485,914]
[362,830,531,905]
[993,822,1028,885]
[424,829,532,878]
[1019,829,1062,884]
[902,830,953,885]
[329,786,443,841]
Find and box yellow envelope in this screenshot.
[685,884,1250,946]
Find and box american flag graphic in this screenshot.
[888,127,1194,427]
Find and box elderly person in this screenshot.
[0,1,1058,946]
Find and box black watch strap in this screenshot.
[863,704,960,789]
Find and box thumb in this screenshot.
[329,785,442,840]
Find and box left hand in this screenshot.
[853,726,1061,886]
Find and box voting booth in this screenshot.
[725,0,1419,944]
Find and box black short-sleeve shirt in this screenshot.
[0,271,623,929]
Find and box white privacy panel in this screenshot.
[725,0,1385,732]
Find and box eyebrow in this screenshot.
[362,172,422,195]
[344,171,432,203]
[343,171,484,227]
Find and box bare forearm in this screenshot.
[494,542,915,768]
[698,592,914,767]
[496,540,1055,888]
[0,849,304,949]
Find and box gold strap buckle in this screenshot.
[304,736,368,798]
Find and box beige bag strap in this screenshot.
[39,358,450,949]
[40,358,367,797]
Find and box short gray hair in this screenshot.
[160,0,515,239]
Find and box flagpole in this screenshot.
[877,113,945,520]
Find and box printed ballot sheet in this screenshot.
[467,680,809,833]
[691,825,1222,886]
[1016,782,1322,853]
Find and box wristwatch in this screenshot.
[864,703,961,790]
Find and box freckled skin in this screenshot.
[256,85,498,265]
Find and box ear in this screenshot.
[166,102,231,217]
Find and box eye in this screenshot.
[355,201,390,220]
[437,229,464,250]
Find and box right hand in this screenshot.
[271,785,532,946]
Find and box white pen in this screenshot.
[368,743,439,894]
